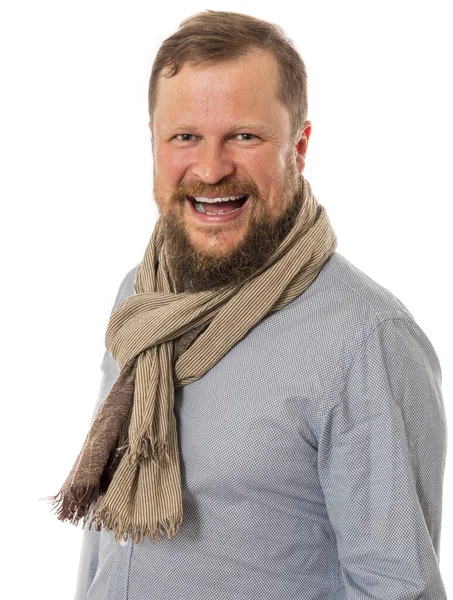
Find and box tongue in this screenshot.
[203,199,243,215]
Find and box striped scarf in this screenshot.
[51,176,337,543]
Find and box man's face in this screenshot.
[150,50,311,291]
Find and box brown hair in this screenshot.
[148,10,308,141]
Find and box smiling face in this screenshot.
[150,50,311,291]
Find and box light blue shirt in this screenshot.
[75,251,447,599]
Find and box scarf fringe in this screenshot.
[48,489,183,545]
[90,507,182,544]
[47,486,100,526]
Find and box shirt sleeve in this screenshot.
[74,266,138,600]
[318,317,447,600]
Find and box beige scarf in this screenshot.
[51,177,337,543]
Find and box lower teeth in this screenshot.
[194,203,241,215]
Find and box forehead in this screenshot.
[153,51,288,131]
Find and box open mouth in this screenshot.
[187,195,249,216]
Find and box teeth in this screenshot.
[192,195,246,204]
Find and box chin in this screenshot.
[190,232,244,257]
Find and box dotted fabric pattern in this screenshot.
[75,252,447,600]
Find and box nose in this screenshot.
[191,140,235,184]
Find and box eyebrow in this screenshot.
[231,122,268,131]
[161,121,269,133]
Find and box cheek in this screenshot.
[240,147,287,181]
[233,153,273,190]
[276,146,291,171]
[155,147,190,182]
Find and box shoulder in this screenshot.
[286,250,418,346]
[316,251,414,322]
[277,251,442,393]
[319,253,442,367]
[282,250,417,346]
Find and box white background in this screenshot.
[1,0,451,598]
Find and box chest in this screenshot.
[174,317,333,513]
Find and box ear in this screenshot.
[294,121,312,174]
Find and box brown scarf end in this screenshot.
[90,508,183,544]
[47,486,100,526]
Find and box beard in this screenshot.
[155,157,303,293]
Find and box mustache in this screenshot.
[171,178,261,201]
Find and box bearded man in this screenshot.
[52,10,447,600]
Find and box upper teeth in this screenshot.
[192,195,246,203]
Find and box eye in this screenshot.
[174,134,197,142]
[235,133,257,141]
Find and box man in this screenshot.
[54,10,447,600]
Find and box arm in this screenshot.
[319,317,447,599]
[74,265,139,600]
